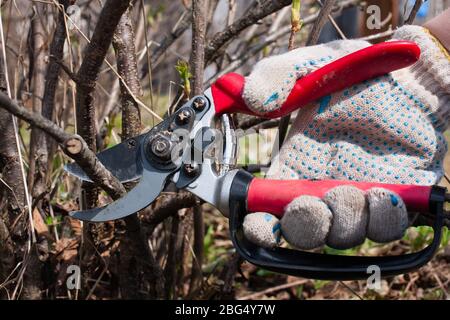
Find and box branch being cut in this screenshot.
[0,92,126,200]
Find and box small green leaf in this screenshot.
[313,279,330,290]
[175,60,192,97]
[45,216,53,226]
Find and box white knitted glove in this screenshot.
[242,26,450,250]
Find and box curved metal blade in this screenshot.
[64,134,146,183]
[69,165,173,222]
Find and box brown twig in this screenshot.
[164,213,180,299]
[205,0,292,63]
[190,0,207,95]
[28,3,48,202]
[306,0,337,50]
[276,0,337,159]
[145,192,199,230]
[49,55,79,84]
[288,0,301,50]
[189,205,204,295]
[0,47,26,299]
[42,0,70,179]
[187,0,207,296]
[317,0,346,39]
[405,0,423,25]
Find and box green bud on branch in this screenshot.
[291,0,302,33]
[175,60,192,98]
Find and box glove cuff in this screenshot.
[392,25,450,131]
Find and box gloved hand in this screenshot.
[242,25,450,250]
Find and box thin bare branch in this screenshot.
[205,0,292,63]
[405,0,423,25]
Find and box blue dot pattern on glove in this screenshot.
[272,71,447,187]
[390,194,399,206]
[272,223,282,243]
[260,56,335,113]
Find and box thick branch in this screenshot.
[188,0,207,295]
[40,0,71,195]
[75,0,131,151]
[190,0,207,95]
[43,0,69,122]
[145,192,198,227]
[112,8,142,138]
[0,218,14,288]
[28,3,48,198]
[75,0,131,208]
[0,59,25,214]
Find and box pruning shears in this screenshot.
[65,41,449,280]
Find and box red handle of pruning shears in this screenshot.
[228,170,446,280]
[247,179,433,217]
[211,41,420,118]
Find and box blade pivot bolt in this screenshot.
[150,135,173,160]
[192,97,206,111]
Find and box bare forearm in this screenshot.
[424,7,450,52]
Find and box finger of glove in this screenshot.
[324,186,369,249]
[243,40,370,115]
[243,212,281,249]
[366,188,408,243]
[280,195,333,250]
